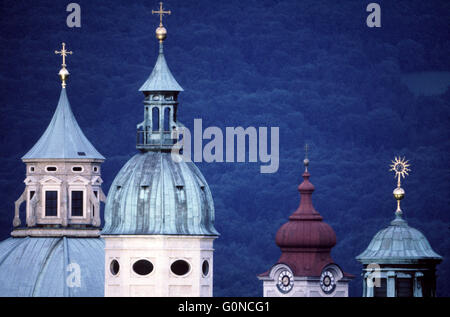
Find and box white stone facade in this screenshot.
[14,159,105,228]
[103,235,216,297]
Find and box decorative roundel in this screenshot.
[276,270,294,294]
[320,269,336,294]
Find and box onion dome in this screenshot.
[22,88,104,160]
[101,151,218,236]
[274,166,337,276]
[0,237,104,296]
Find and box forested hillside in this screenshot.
[0,0,449,296]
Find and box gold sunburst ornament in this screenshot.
[389,156,411,215]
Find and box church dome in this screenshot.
[0,237,104,297]
[356,215,442,265]
[102,151,219,236]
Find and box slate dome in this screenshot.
[102,151,219,236]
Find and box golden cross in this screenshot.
[304,143,309,160]
[152,2,171,27]
[55,42,73,67]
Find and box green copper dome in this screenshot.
[101,152,218,236]
[356,215,442,265]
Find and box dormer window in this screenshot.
[46,166,57,172]
[77,152,86,156]
[72,166,83,172]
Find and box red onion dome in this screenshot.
[276,171,336,249]
[274,170,337,276]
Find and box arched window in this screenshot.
[164,107,171,132]
[152,107,160,131]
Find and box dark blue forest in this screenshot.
[0,0,449,297]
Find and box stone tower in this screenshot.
[101,4,219,297]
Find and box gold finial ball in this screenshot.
[393,187,405,201]
[58,67,70,82]
[156,26,167,41]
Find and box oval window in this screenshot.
[110,259,120,276]
[133,259,154,276]
[202,260,209,277]
[46,166,57,172]
[171,260,190,276]
[72,166,83,172]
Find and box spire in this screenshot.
[290,155,322,220]
[138,41,183,92]
[22,44,104,160]
[139,2,183,92]
[389,156,410,218]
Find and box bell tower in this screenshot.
[258,148,352,297]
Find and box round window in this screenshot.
[110,259,120,276]
[133,259,154,276]
[171,260,190,276]
[202,260,209,277]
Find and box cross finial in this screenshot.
[55,42,73,68]
[152,2,171,27]
[55,42,73,88]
